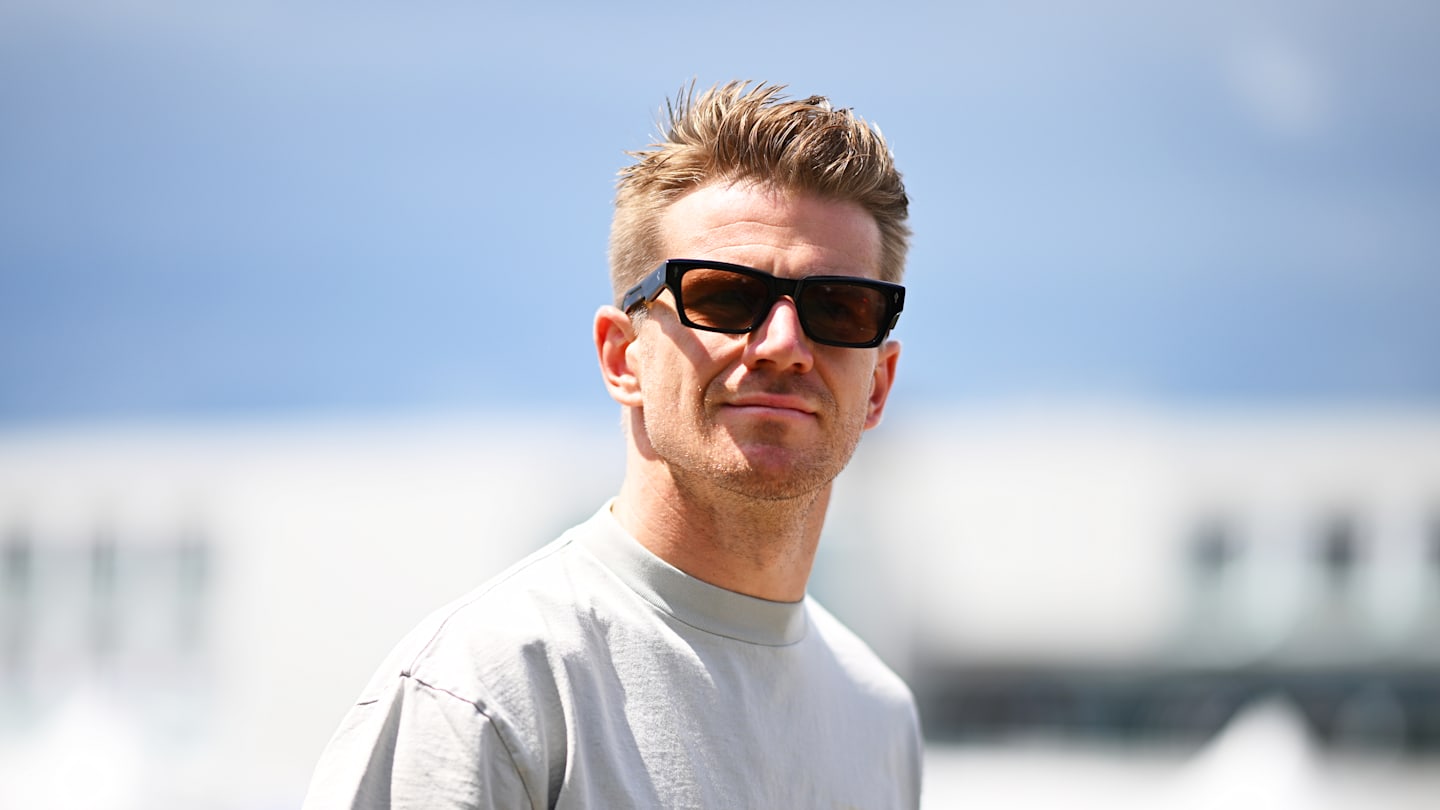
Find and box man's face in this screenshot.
[625,181,901,501]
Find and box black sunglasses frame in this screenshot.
[622,259,905,349]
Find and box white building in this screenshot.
[1,407,1437,808]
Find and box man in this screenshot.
[303,81,920,809]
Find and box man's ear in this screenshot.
[595,306,643,407]
[864,339,901,430]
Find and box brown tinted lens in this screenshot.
[798,282,886,345]
[678,268,771,330]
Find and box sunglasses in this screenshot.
[622,259,905,349]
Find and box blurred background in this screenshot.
[1,1,1438,807]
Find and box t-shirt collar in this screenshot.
[579,501,809,647]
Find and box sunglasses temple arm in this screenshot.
[621,265,667,313]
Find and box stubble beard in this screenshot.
[645,381,867,504]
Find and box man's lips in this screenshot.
[723,394,818,416]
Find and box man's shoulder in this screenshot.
[356,523,610,707]
[804,596,918,711]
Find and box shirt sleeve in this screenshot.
[302,674,536,810]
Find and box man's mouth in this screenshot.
[723,394,817,417]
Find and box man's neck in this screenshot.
[611,452,831,603]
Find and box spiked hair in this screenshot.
[608,81,910,304]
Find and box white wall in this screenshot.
[2,407,1437,808]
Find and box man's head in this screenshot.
[609,81,910,304]
[596,82,909,505]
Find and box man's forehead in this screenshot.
[657,182,882,278]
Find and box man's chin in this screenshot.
[713,447,838,501]
[715,476,823,502]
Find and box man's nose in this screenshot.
[744,297,815,372]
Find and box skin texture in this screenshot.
[595,181,900,602]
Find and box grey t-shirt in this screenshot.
[303,503,923,809]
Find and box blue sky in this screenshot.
[2,1,1437,425]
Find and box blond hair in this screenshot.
[608,81,910,304]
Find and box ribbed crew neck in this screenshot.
[579,503,808,647]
